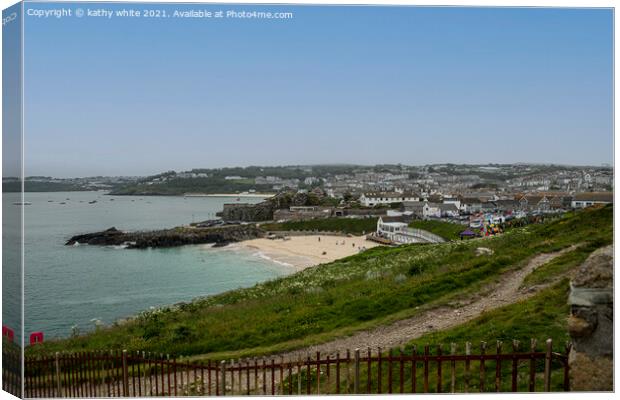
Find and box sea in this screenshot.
[2,191,291,340]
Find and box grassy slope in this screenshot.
[408,220,466,240]
[406,281,570,348]
[260,218,378,235]
[311,281,573,394]
[30,206,612,359]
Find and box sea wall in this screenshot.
[567,245,613,391]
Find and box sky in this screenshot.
[2,2,22,178]
[16,3,614,177]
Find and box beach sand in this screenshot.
[241,235,382,270]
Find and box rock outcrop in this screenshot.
[567,245,613,391]
[66,225,264,249]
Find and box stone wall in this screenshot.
[567,245,613,391]
[219,192,322,222]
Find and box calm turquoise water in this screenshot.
[4,192,289,340]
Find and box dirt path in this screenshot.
[271,245,576,361]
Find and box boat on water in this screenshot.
[88,200,97,204]
[59,202,66,205]
[13,202,32,205]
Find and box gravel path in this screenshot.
[271,245,577,361]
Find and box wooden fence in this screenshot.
[2,342,22,397]
[17,338,570,397]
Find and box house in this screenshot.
[359,191,419,207]
[402,201,430,218]
[461,198,483,213]
[442,196,462,210]
[426,194,443,203]
[493,199,519,212]
[571,192,613,209]
[425,202,443,218]
[518,195,551,212]
[438,203,460,217]
[547,194,573,210]
[402,201,442,218]
[462,192,497,202]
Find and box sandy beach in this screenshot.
[241,235,382,270]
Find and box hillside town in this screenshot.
[131,163,613,195]
[206,164,614,245]
[7,164,612,245]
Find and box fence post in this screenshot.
[316,351,321,395]
[437,344,442,393]
[511,340,519,392]
[544,339,552,392]
[122,350,129,397]
[563,342,571,391]
[297,355,302,395]
[450,343,456,393]
[55,352,62,397]
[496,341,502,392]
[464,342,471,393]
[354,349,360,394]
[529,339,537,392]
[221,360,227,396]
[230,359,235,395]
[479,341,487,392]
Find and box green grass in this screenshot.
[280,281,574,395]
[260,218,378,235]
[408,220,466,240]
[405,280,570,348]
[521,239,607,288]
[29,206,612,360]
[302,281,573,394]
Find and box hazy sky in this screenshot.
[19,3,613,177]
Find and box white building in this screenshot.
[376,216,421,244]
[402,201,441,218]
[571,192,613,208]
[376,216,445,244]
[360,191,419,207]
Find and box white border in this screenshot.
[0,1,616,399]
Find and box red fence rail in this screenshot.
[15,338,570,396]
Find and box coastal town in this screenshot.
[207,163,613,245]
[58,163,613,271]
[8,163,613,248]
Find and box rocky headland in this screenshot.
[65,225,265,249]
